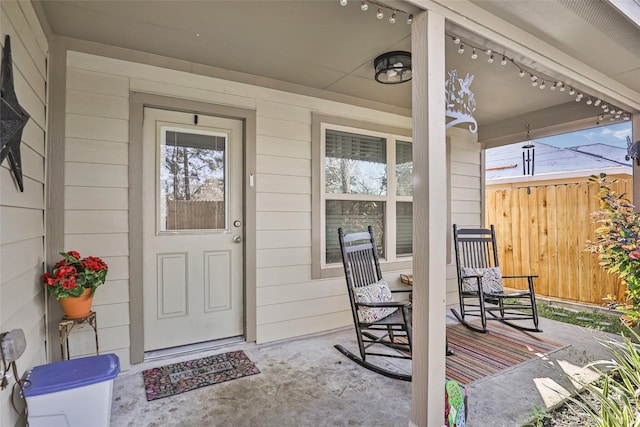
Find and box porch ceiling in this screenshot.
[37,0,639,134]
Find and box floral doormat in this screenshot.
[142,350,260,401]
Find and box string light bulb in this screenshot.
[442,34,631,124]
[376,6,383,19]
[340,0,348,6]
[389,11,396,23]
[360,0,368,11]
[407,14,413,24]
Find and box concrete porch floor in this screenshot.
[110,309,620,427]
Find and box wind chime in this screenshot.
[522,124,535,176]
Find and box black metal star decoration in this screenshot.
[1,35,30,192]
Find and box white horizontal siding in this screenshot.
[0,206,43,244]
[0,167,44,209]
[66,90,129,119]
[447,128,482,305]
[257,279,344,306]
[256,155,310,176]
[257,295,348,325]
[65,187,128,210]
[65,139,128,165]
[1,2,47,426]
[257,265,312,287]
[256,135,310,159]
[256,229,311,249]
[256,212,311,230]
[256,175,310,194]
[258,312,351,343]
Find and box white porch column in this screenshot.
[633,114,640,211]
[410,9,447,427]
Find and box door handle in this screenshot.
[233,235,242,244]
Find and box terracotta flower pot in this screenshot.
[59,288,93,319]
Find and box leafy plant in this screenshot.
[524,404,551,427]
[566,328,640,426]
[41,251,108,299]
[586,174,640,326]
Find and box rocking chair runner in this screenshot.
[452,224,541,333]
[334,226,413,381]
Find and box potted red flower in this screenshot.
[42,251,108,318]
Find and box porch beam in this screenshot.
[410,9,447,427]
[405,0,640,114]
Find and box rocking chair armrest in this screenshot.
[357,301,411,309]
[502,274,538,279]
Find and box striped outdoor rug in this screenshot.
[446,322,567,385]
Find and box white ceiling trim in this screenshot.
[405,0,640,113]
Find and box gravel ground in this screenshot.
[544,392,597,426]
[543,393,593,427]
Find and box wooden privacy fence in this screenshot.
[486,177,633,306]
[166,200,225,230]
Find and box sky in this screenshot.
[537,121,632,149]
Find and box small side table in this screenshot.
[58,311,99,360]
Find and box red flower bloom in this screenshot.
[82,256,108,271]
[67,251,81,260]
[54,259,68,269]
[60,278,78,289]
[55,266,77,279]
[41,272,55,286]
[630,251,640,260]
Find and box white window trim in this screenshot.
[311,113,413,279]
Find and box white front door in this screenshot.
[142,107,244,352]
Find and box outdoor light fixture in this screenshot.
[374,51,411,84]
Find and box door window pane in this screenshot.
[325,200,385,264]
[396,202,413,256]
[160,129,226,231]
[396,140,412,196]
[325,130,387,195]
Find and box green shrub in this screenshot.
[568,328,640,426]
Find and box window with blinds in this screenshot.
[322,126,412,265]
[325,129,387,195]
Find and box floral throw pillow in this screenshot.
[461,267,504,294]
[354,279,398,323]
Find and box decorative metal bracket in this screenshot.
[1,35,30,192]
[445,69,477,134]
[626,136,640,166]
